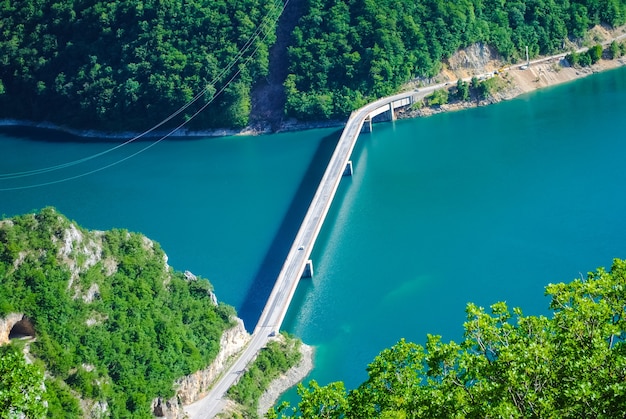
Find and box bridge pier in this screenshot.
[302,260,314,278]
[343,161,353,176]
[361,117,372,133]
[386,103,396,121]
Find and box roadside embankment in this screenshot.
[398,24,626,119]
[399,54,626,120]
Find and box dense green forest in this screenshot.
[0,208,236,417]
[285,0,626,120]
[0,0,278,130]
[2,0,626,130]
[270,258,626,418]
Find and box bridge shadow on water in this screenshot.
[237,129,343,332]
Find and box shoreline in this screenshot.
[404,54,626,120]
[0,116,346,141]
[2,56,625,141]
[2,30,626,142]
[256,343,314,416]
[212,342,314,418]
[397,56,626,121]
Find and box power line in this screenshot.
[0,0,288,182]
[0,13,283,192]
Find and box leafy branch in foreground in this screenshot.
[0,345,46,419]
[271,258,626,418]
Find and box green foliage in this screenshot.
[271,381,348,419]
[426,89,448,106]
[43,378,82,419]
[0,208,236,416]
[609,41,621,58]
[228,335,303,418]
[588,44,604,63]
[567,50,581,66]
[285,0,626,121]
[272,258,626,418]
[0,0,278,130]
[455,79,470,101]
[0,345,47,419]
[567,44,605,67]
[474,76,506,100]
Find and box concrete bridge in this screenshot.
[253,90,423,335]
[360,95,414,133]
[185,86,444,418]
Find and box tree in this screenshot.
[0,0,277,131]
[588,44,603,63]
[0,345,46,419]
[455,79,470,101]
[275,381,348,419]
[427,88,448,106]
[566,51,580,66]
[609,41,621,59]
[578,51,593,66]
[271,258,626,418]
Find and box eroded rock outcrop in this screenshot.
[446,43,500,74]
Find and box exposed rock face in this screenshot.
[59,223,104,291]
[151,318,250,418]
[0,313,35,345]
[446,43,500,73]
[2,211,251,418]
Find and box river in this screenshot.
[1,66,626,404]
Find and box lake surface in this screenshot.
[2,66,626,401]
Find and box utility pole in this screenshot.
[521,46,530,70]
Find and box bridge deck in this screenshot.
[254,90,420,336]
[185,89,425,419]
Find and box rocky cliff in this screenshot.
[0,208,250,418]
[0,310,250,419]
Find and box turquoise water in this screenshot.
[0,127,340,325]
[2,67,626,401]
[280,66,626,395]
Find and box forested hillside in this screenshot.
[0,208,235,417]
[0,0,278,130]
[1,0,625,130]
[271,259,626,418]
[285,0,626,120]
